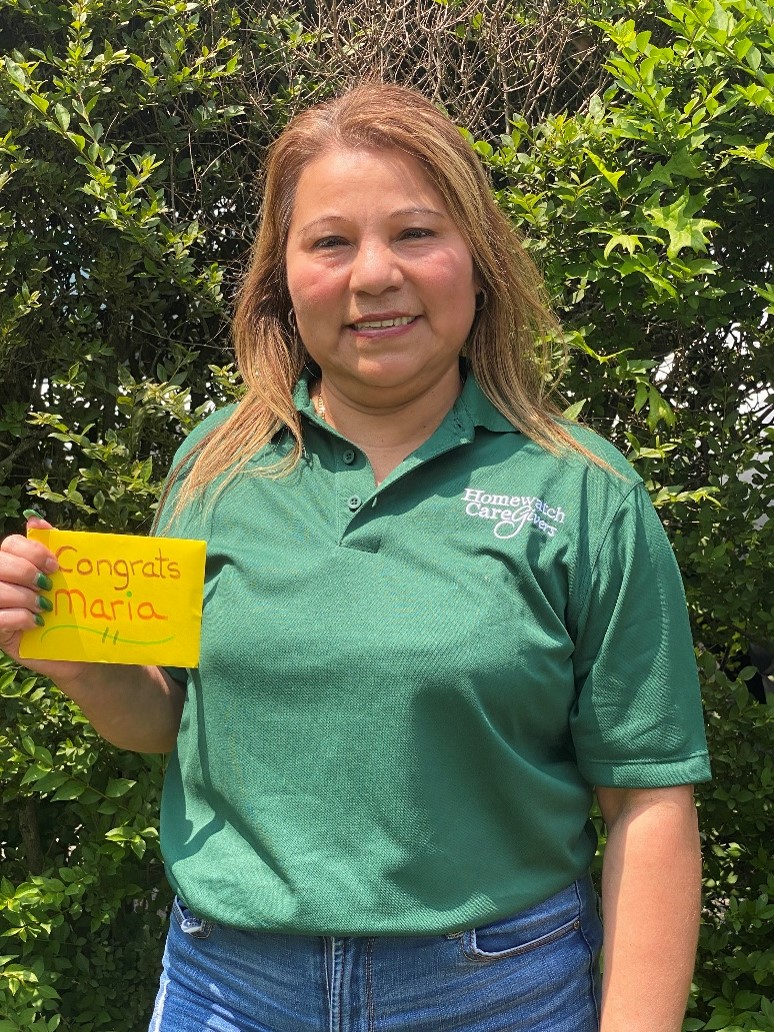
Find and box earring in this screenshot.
[475,290,488,312]
[287,308,296,331]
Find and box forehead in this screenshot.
[290,146,449,220]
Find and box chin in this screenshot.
[355,368,430,394]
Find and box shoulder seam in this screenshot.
[572,479,645,628]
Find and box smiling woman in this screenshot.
[284,146,478,478]
[160,79,585,512]
[0,82,711,1032]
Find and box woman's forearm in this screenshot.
[55,663,185,753]
[597,785,702,1032]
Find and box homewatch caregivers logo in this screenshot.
[461,488,565,539]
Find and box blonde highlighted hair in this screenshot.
[161,82,591,517]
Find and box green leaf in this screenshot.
[562,399,587,420]
[52,103,70,130]
[104,778,135,798]
[22,769,66,792]
[603,233,644,259]
[104,826,136,842]
[585,149,625,191]
[646,386,676,430]
[745,45,762,71]
[51,781,85,802]
[5,58,27,87]
[644,189,719,259]
[641,146,703,189]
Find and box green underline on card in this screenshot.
[39,624,176,647]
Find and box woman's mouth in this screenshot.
[350,316,417,330]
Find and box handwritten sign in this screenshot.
[19,529,206,667]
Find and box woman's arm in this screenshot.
[53,662,185,753]
[596,784,702,1032]
[1,518,185,753]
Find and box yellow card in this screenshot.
[19,529,206,667]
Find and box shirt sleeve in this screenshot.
[569,481,711,788]
[162,665,189,685]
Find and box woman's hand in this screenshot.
[0,513,91,688]
[0,513,185,753]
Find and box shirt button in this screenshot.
[342,449,356,465]
[347,495,362,511]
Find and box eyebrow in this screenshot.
[297,207,446,234]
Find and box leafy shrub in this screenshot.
[0,652,168,1030]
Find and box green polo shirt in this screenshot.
[156,372,710,935]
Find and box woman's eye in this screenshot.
[400,228,433,240]
[313,236,347,249]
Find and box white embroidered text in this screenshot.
[461,488,565,539]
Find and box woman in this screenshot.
[0,84,710,1031]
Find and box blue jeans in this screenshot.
[149,876,602,1031]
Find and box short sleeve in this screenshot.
[162,665,189,685]
[569,482,711,787]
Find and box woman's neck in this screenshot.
[312,371,463,484]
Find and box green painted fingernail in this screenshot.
[35,572,53,591]
[23,508,45,520]
[38,595,53,612]
[34,614,45,627]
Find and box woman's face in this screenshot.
[285,146,478,409]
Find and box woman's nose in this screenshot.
[348,240,403,294]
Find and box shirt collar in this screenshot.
[293,369,317,419]
[455,374,520,434]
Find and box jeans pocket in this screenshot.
[171,896,214,940]
[462,881,582,962]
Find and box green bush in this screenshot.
[0,652,168,1030]
[688,663,774,1032]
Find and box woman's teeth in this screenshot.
[354,316,414,329]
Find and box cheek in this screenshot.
[423,244,476,292]
[423,255,477,323]
[286,262,343,320]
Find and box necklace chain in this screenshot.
[313,383,326,422]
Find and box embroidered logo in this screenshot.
[461,488,565,539]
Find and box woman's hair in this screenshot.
[162,81,588,517]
